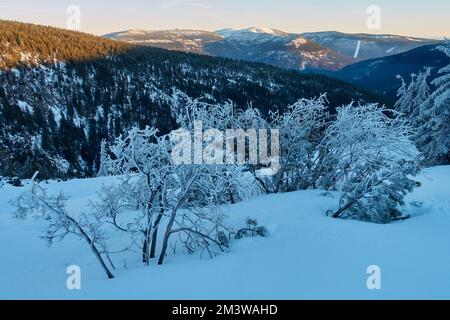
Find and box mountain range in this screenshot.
[104,27,439,71]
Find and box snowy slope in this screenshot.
[212,27,350,71]
[1,166,450,299]
[103,29,223,54]
[216,27,289,44]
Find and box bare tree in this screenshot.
[100,126,249,266]
[14,178,115,279]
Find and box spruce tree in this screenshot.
[415,42,450,165]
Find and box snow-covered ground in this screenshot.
[0,166,449,300]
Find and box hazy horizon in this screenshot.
[0,0,449,39]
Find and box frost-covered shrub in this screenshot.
[14,181,116,279]
[14,124,253,280]
[332,160,420,223]
[99,126,250,265]
[234,218,269,239]
[175,96,330,194]
[322,103,420,223]
[8,177,23,187]
[268,95,329,192]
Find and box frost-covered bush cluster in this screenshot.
[173,95,420,224]
[14,41,449,279]
[14,96,421,278]
[15,126,253,278]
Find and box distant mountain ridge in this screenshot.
[104,27,439,71]
[301,31,438,61]
[335,43,450,97]
[103,29,222,55]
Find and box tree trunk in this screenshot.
[90,243,115,279]
[228,189,236,204]
[142,237,148,264]
[254,175,269,194]
[143,226,152,265]
[73,218,114,279]
[332,198,358,219]
[150,211,164,259]
[158,209,177,265]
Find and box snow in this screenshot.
[245,27,279,35]
[290,37,309,48]
[126,29,148,35]
[1,166,450,299]
[386,47,397,54]
[216,27,287,44]
[17,101,33,113]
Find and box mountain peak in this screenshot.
[245,27,280,35]
[103,29,148,38]
[216,27,288,37]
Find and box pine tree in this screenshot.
[394,74,411,113]
[415,41,450,165]
[97,139,108,177]
[395,68,431,123]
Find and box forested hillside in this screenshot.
[335,44,449,97]
[0,20,390,179]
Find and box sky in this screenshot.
[0,0,449,38]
